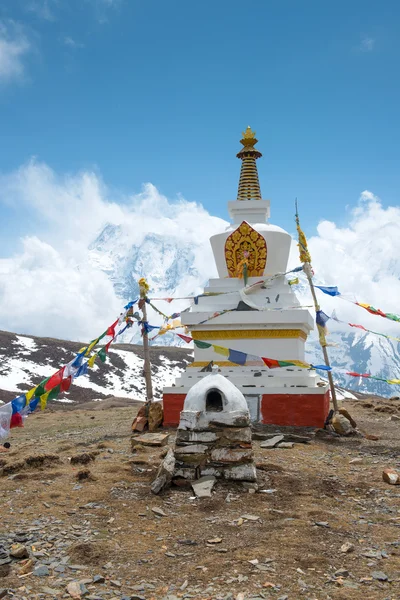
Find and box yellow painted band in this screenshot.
[191,329,307,341]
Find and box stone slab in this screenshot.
[191,476,216,498]
[151,449,175,494]
[260,435,284,448]
[133,433,170,447]
[176,430,218,444]
[174,444,208,454]
[224,463,257,482]
[210,447,253,464]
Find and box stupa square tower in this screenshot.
[163,128,330,428]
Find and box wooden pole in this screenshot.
[295,201,339,414]
[303,265,339,413]
[139,278,154,404]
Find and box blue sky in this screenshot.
[1,0,400,253]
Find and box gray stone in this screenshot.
[176,430,218,444]
[151,449,176,494]
[10,543,29,559]
[192,476,216,498]
[335,568,349,577]
[223,463,257,482]
[33,565,50,577]
[173,467,197,479]
[260,435,284,448]
[276,442,294,449]
[174,444,208,455]
[93,574,105,583]
[372,571,388,581]
[0,590,7,600]
[41,588,61,596]
[151,506,166,517]
[210,447,253,464]
[134,432,170,446]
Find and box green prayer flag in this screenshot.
[98,348,107,363]
[35,377,50,398]
[194,340,212,349]
[48,385,61,400]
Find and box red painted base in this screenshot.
[163,393,186,427]
[163,391,330,429]
[260,391,330,428]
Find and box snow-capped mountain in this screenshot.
[0,330,192,406]
[88,222,400,398]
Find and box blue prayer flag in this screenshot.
[315,285,340,297]
[228,349,247,365]
[11,395,26,414]
[316,310,330,328]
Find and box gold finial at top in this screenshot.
[242,126,256,139]
[239,126,259,149]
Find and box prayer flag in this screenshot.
[11,395,26,414]
[98,348,107,363]
[34,377,50,398]
[40,392,50,411]
[45,368,65,392]
[194,340,212,349]
[60,376,72,392]
[228,349,247,365]
[25,387,36,402]
[10,412,23,428]
[177,334,192,344]
[106,319,119,337]
[262,358,280,368]
[315,286,341,296]
[212,345,230,357]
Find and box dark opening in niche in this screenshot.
[206,389,223,412]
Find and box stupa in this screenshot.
[163,127,330,428]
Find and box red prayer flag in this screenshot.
[177,334,192,344]
[349,323,367,331]
[262,358,280,369]
[106,319,119,337]
[105,340,113,352]
[10,413,24,429]
[346,371,370,378]
[45,367,65,391]
[60,376,72,392]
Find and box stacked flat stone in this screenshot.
[174,421,256,482]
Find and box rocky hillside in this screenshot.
[0,330,192,407]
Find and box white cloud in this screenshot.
[1,158,400,348]
[0,21,30,83]
[63,36,84,49]
[0,160,224,341]
[291,191,400,336]
[359,36,375,52]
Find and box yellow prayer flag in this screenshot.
[40,392,50,411]
[85,338,99,357]
[292,360,310,369]
[88,354,97,368]
[212,345,230,357]
[26,387,37,402]
[317,324,327,347]
[288,277,299,286]
[387,379,400,385]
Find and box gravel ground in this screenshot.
[0,398,400,600]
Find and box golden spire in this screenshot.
[236,126,262,201]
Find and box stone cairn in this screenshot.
[174,419,256,483]
[152,368,257,493]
